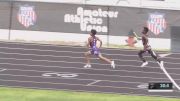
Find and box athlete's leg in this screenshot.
[138,50,148,67]
[138,50,146,62]
[84,51,91,68]
[147,49,161,62]
[98,53,111,64]
[98,54,115,68]
[148,49,164,68]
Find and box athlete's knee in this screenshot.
[84,52,89,56]
[98,54,103,59]
[84,52,87,56]
[151,54,158,60]
[149,50,157,58]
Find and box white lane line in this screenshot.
[0,41,138,52]
[2,41,180,56]
[1,59,180,76]
[1,72,176,87]
[159,53,171,58]
[42,72,78,78]
[0,46,179,60]
[87,80,101,86]
[0,51,148,62]
[0,69,7,72]
[2,61,180,76]
[161,57,180,60]
[3,73,144,87]
[0,62,160,74]
[0,47,177,62]
[0,85,179,99]
[0,46,168,57]
[1,67,180,81]
[0,51,180,65]
[0,41,172,56]
[0,41,86,49]
[0,45,178,59]
[0,62,163,74]
[1,57,180,72]
[0,79,145,90]
[161,65,180,90]
[0,55,179,71]
[0,41,155,52]
[0,73,146,84]
[0,46,83,53]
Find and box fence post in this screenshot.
[107,6,110,47]
[8,0,13,40]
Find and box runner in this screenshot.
[84,29,115,69]
[133,27,164,68]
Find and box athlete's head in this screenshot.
[142,27,149,35]
[90,29,97,36]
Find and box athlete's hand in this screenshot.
[133,32,141,40]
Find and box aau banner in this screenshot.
[17,5,37,28]
[147,12,167,35]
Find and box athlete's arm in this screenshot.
[96,37,102,48]
[87,37,91,48]
[133,32,142,40]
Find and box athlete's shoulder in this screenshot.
[95,36,100,39]
[142,35,148,38]
[88,36,92,39]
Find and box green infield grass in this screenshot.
[0,87,179,101]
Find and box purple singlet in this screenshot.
[90,38,99,55]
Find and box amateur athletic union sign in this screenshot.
[17,5,37,28]
[147,12,167,35]
[64,7,118,33]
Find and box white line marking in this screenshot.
[0,46,82,53]
[87,80,101,86]
[161,66,180,90]
[0,62,163,75]
[0,69,7,72]
[2,71,173,85]
[159,53,171,58]
[1,67,178,81]
[161,56,180,60]
[137,83,148,89]
[0,46,167,57]
[0,41,164,52]
[42,72,78,78]
[0,79,145,90]
[0,51,180,65]
[1,56,180,72]
[0,73,145,84]
[0,45,179,60]
[1,45,180,60]
[1,61,180,76]
[0,51,149,63]
[0,46,140,57]
[0,41,173,57]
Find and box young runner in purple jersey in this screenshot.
[133,27,164,68]
[84,29,115,68]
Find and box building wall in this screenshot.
[1,1,180,50]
